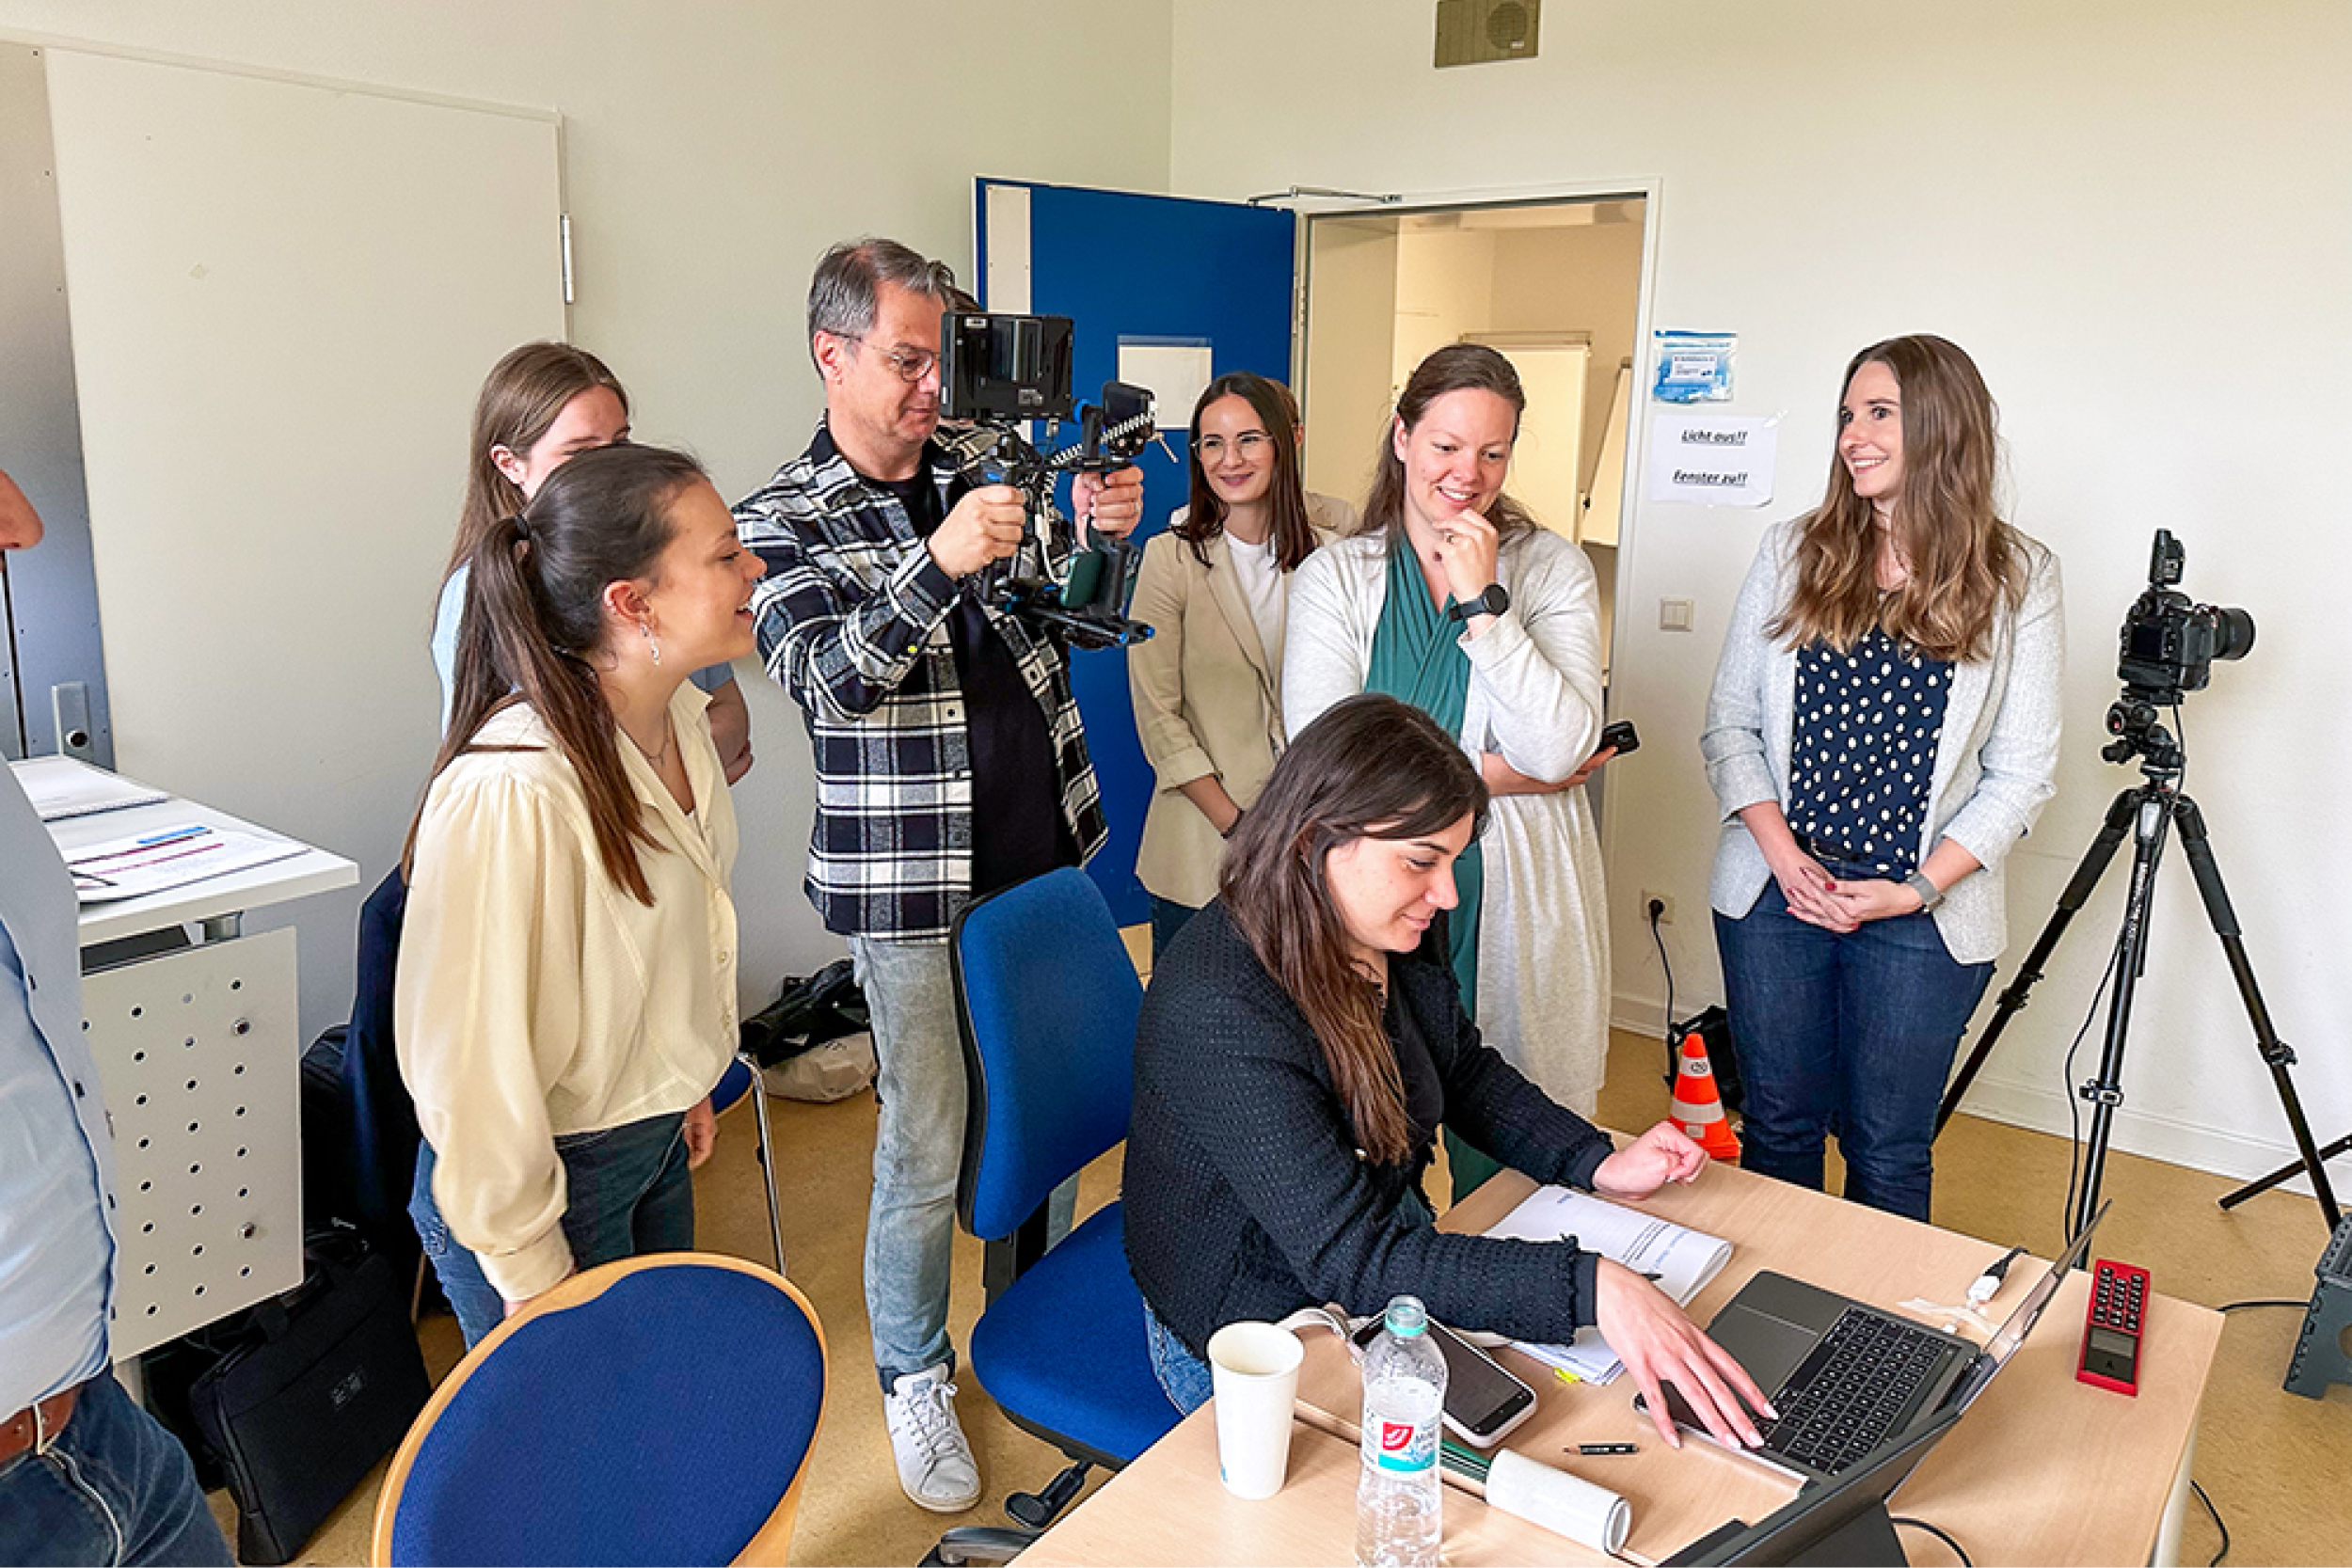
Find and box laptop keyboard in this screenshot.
[1761,1308,1950,1475]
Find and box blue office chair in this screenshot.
[371,1254,826,1566]
[710,1052,788,1276]
[934,867,1178,1555]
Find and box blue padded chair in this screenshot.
[710,1051,788,1276]
[943,867,1179,1539]
[371,1254,825,1566]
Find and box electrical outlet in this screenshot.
[1642,890,1676,925]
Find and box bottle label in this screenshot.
[1372,1416,1436,1475]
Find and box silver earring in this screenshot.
[640,620,661,666]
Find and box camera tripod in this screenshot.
[1935,710,2345,1242]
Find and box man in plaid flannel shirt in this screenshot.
[734,239,1141,1513]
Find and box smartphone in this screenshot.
[1351,1314,1539,1448]
[1598,719,1641,756]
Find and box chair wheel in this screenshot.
[1006,1460,1090,1529]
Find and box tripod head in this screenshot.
[2101,695,2184,779]
[2101,530,2252,782]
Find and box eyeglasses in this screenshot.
[1194,432,1272,462]
[843,337,939,385]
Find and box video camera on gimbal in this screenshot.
[936,310,1162,650]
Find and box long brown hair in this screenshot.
[1219,693,1488,1164]
[406,443,707,906]
[1170,372,1318,571]
[1772,335,2021,661]
[446,342,630,579]
[1360,343,1540,544]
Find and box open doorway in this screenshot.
[1297,196,1646,685]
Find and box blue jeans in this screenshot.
[850,936,1076,1391]
[409,1111,694,1347]
[1148,896,1198,962]
[0,1375,232,1566]
[1143,1300,1214,1416]
[1714,878,1994,1222]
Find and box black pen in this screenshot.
[1577,1443,1638,1455]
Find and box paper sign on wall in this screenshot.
[1645,413,1778,508]
[1116,339,1214,431]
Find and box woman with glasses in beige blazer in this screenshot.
[1129,374,1345,957]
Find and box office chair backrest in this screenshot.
[372,1254,825,1566]
[952,867,1141,1241]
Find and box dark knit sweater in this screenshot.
[1123,901,1612,1357]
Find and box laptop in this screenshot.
[1649,1201,2109,1482]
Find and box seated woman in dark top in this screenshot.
[1129,690,1769,1457]
[1124,692,1771,1449]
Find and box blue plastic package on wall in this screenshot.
[1652,330,1736,404]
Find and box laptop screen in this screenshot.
[1945,1200,2110,1413]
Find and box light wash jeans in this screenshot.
[851,934,1074,1391]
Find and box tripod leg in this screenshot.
[2072,794,2172,1242]
[2171,799,2346,1231]
[2222,1133,2352,1210]
[1936,789,2137,1136]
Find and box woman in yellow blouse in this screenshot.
[397,442,766,1344]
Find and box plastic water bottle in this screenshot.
[1356,1294,1447,1568]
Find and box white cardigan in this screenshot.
[1284,527,1613,1110]
[1700,520,2065,964]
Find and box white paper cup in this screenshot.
[1206,1320,1305,1499]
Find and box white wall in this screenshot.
[1173,0,2352,1190]
[1,0,1175,1038]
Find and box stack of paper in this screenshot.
[9,755,168,821]
[1483,1185,1733,1385]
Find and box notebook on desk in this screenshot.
[1647,1201,2109,1482]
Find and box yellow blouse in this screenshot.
[395,683,739,1300]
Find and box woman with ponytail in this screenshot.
[1702,335,2062,1222]
[1123,694,1768,1449]
[398,442,766,1345]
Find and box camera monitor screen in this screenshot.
[939,311,1074,421]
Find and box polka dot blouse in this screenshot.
[1787,628,1952,878]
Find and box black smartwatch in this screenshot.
[1447,583,1510,622]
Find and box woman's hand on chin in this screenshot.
[1591,1120,1708,1199]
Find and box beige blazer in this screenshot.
[1128,516,1336,907]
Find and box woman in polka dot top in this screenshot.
[1699,336,2063,1222]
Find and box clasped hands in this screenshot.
[1767,847,1922,933]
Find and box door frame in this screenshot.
[1291,176,1664,857]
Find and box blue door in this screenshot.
[975,180,1296,927]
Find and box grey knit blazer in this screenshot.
[1700,520,2065,965]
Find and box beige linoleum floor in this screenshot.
[226,931,2350,1566]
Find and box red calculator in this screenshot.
[2076,1259,2148,1395]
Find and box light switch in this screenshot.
[1660,597,1695,632]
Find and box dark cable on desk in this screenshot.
[2193,1480,2230,1566]
[2216,1298,2305,1312]
[1649,899,1677,1085]
[1888,1516,1973,1567]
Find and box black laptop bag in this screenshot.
[188,1227,432,1565]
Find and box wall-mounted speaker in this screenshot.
[1435,0,1541,68]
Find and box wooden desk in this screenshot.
[1021,1161,2221,1567]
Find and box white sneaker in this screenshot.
[883,1364,982,1513]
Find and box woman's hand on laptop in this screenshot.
[1597,1261,1775,1450]
[1592,1120,1708,1199]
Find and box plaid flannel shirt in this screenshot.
[733,420,1106,940]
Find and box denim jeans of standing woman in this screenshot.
[409,1110,693,1345]
[1714,866,1993,1223]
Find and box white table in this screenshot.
[19,757,358,1358]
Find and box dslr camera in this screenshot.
[936,310,1159,650]
[2115,530,2254,699]
[2105,529,2254,768]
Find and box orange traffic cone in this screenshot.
[1672,1031,1741,1163]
